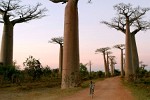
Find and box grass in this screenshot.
[0,78,104,100]
[122,78,150,100]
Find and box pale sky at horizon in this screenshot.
[0,0,150,71]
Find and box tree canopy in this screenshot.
[0,0,47,25]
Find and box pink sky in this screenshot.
[0,0,150,71]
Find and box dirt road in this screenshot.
[60,77,135,100]
[0,77,135,100]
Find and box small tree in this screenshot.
[49,37,63,75]
[80,63,89,80]
[23,56,42,80]
[0,0,47,66]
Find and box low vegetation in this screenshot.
[0,56,106,90]
[123,67,150,100]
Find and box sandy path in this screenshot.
[0,77,135,100]
[60,77,135,100]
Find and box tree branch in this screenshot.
[101,20,126,33]
[11,3,47,24]
[49,37,64,45]
[49,0,68,4]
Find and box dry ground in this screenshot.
[0,77,135,100]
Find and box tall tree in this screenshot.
[49,37,63,75]
[109,56,115,76]
[49,0,80,89]
[95,47,110,77]
[0,0,46,66]
[113,44,125,77]
[101,3,150,80]
[106,51,112,76]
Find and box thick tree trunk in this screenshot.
[61,0,80,89]
[113,64,115,75]
[131,34,139,76]
[89,61,91,78]
[103,52,108,77]
[110,60,114,76]
[0,23,14,66]
[106,53,109,77]
[59,45,63,75]
[121,49,124,77]
[125,17,133,80]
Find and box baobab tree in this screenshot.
[49,37,63,75]
[109,56,115,76]
[113,44,125,77]
[49,0,80,89]
[0,0,46,66]
[106,51,112,76]
[95,47,110,77]
[101,3,150,80]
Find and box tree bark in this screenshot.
[61,0,80,89]
[59,44,63,75]
[125,17,133,80]
[106,53,109,77]
[121,49,124,77]
[103,52,108,77]
[131,34,139,76]
[0,22,14,66]
[110,60,114,76]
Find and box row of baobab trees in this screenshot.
[95,44,125,78]
[0,0,150,89]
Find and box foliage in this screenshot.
[97,71,105,78]
[42,66,52,77]
[79,63,89,80]
[23,56,43,81]
[136,67,149,78]
[51,68,59,78]
[123,76,150,100]
[114,69,121,76]
[0,65,21,84]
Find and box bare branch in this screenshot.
[49,0,68,4]
[95,47,110,54]
[12,3,47,24]
[0,0,47,25]
[49,37,64,45]
[106,51,112,55]
[101,18,126,33]
[102,3,150,35]
[113,44,125,50]
[130,6,150,23]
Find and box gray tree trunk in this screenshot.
[121,49,124,77]
[0,22,14,66]
[106,53,109,76]
[103,52,108,77]
[131,34,139,76]
[110,60,114,76]
[59,45,63,75]
[61,0,80,89]
[125,17,133,80]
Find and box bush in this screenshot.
[0,65,21,84]
[23,56,43,81]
